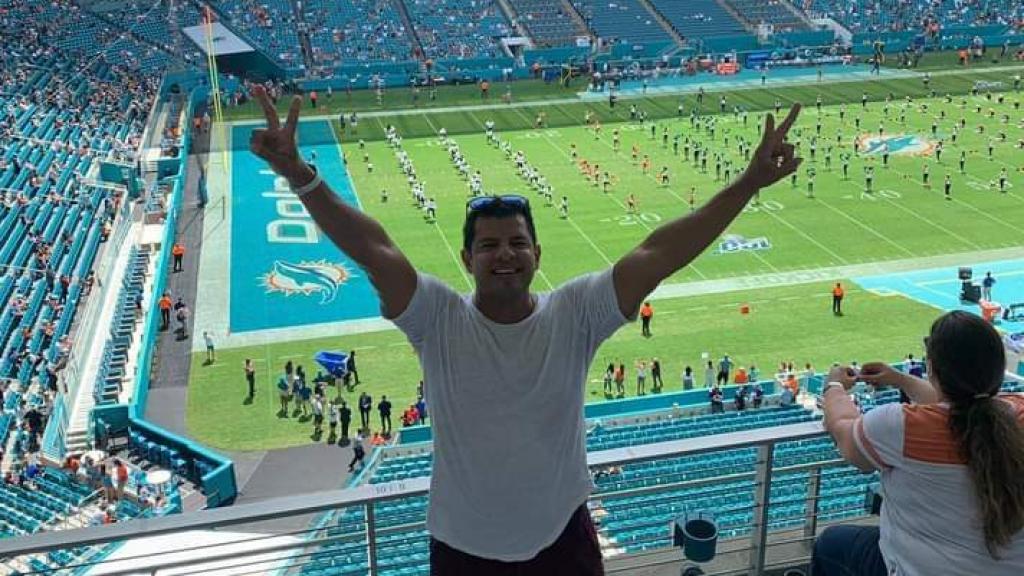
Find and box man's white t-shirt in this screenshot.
[854,395,1024,575]
[392,268,628,561]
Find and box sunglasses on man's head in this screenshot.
[466,195,529,213]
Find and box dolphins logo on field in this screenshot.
[857,134,935,157]
[261,260,351,304]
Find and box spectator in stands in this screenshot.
[734,385,748,411]
[752,383,764,409]
[100,464,115,502]
[113,459,128,500]
[249,86,803,573]
[816,311,1024,574]
[779,384,796,407]
[710,385,725,413]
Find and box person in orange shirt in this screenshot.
[734,367,749,384]
[640,301,654,337]
[832,282,844,316]
[158,292,173,330]
[172,242,185,272]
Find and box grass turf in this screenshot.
[189,84,1024,451]
[186,280,941,451]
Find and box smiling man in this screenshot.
[249,85,801,575]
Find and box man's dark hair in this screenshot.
[462,200,537,252]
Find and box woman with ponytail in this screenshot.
[812,311,1024,575]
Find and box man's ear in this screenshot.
[534,243,542,268]
[460,248,472,273]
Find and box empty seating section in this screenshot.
[569,0,672,46]
[808,0,1022,34]
[94,247,151,405]
[405,0,511,60]
[85,0,206,67]
[721,0,808,32]
[211,0,303,66]
[647,0,747,40]
[14,0,179,73]
[303,0,413,70]
[508,0,587,47]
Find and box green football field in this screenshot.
[188,89,1024,451]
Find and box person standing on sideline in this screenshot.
[682,365,694,390]
[651,358,663,392]
[328,401,339,438]
[312,395,324,436]
[982,272,996,301]
[158,293,172,330]
[416,395,428,426]
[248,85,802,572]
[346,350,360,385]
[347,434,365,472]
[378,395,392,435]
[705,360,715,388]
[176,302,190,338]
[339,400,352,440]
[636,361,647,396]
[244,359,256,398]
[614,363,626,397]
[639,301,654,337]
[203,331,215,363]
[358,391,372,431]
[717,354,733,386]
[832,282,845,315]
[171,243,185,272]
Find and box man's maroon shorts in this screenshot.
[429,503,604,576]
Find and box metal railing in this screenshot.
[0,420,877,575]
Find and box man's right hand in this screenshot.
[249,86,310,186]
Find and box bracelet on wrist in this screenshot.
[290,169,322,197]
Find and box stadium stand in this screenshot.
[302,0,415,71]
[721,0,811,32]
[82,0,206,68]
[404,0,512,60]
[506,0,590,47]
[646,0,748,40]
[208,0,304,68]
[570,0,673,47]
[808,0,1024,34]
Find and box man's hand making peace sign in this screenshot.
[611,103,803,317]
[743,103,803,189]
[249,86,308,185]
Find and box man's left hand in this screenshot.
[740,104,803,190]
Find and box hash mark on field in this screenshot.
[388,342,408,347]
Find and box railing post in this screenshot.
[803,466,822,542]
[366,503,378,576]
[748,443,774,574]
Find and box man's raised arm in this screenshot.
[612,104,803,317]
[249,86,416,318]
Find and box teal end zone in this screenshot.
[854,259,1024,333]
[230,120,382,333]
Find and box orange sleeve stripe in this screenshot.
[855,417,890,470]
[902,405,965,465]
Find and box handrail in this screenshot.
[0,420,826,557]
